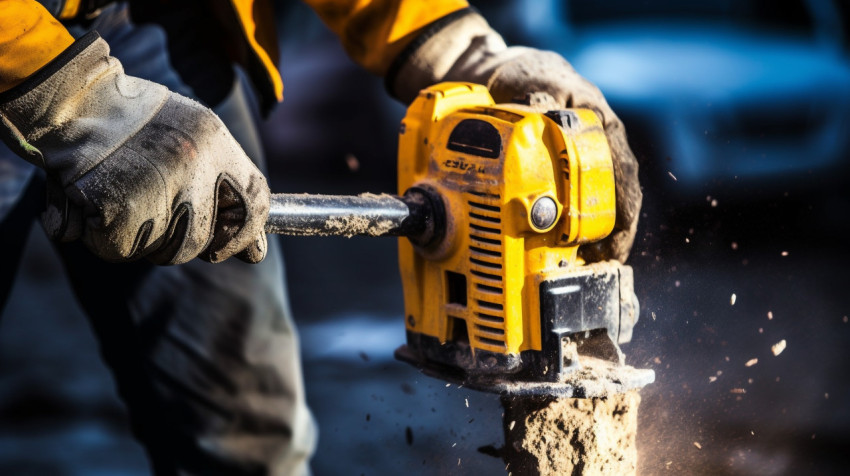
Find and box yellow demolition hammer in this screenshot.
[266,83,653,397]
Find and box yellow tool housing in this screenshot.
[397,83,628,381]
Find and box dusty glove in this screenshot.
[387,10,641,263]
[0,32,269,265]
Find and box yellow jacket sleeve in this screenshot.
[0,0,74,93]
[216,0,283,105]
[304,0,470,75]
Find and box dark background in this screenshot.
[2,0,850,474]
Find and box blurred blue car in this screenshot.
[493,0,850,190]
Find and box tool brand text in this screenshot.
[442,159,485,174]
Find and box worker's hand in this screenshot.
[480,49,641,264]
[0,32,269,265]
[387,10,641,263]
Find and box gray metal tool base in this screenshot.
[395,345,654,398]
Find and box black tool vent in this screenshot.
[447,119,501,159]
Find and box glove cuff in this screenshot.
[0,31,169,183]
[385,9,505,104]
[0,31,100,105]
[0,32,100,167]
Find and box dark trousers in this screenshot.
[0,4,315,475]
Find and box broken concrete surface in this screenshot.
[501,391,640,475]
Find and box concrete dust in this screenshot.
[771,340,786,356]
[500,391,640,475]
[270,192,400,237]
[321,193,399,237]
[322,213,396,237]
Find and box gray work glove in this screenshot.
[0,32,269,265]
[387,10,641,263]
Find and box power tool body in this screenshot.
[267,83,653,397]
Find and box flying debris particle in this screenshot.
[685,237,690,243]
[758,328,763,334]
[751,430,755,436]
[771,340,787,356]
[693,442,702,450]
[465,398,469,408]
[675,280,681,288]
[708,376,717,383]
[825,393,830,399]
[359,351,369,362]
[730,388,747,394]
[730,293,737,305]
[745,358,758,367]
[446,383,451,387]
[843,316,848,323]
[781,251,789,257]
[509,420,516,431]
[452,443,457,447]
[651,312,657,321]
[731,242,738,250]
[711,199,718,207]
[345,153,360,172]
[768,311,774,320]
[725,356,730,362]
[458,458,461,467]
[405,426,413,446]
[653,357,662,365]
[668,171,678,181]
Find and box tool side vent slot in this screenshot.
[475,324,505,336]
[445,271,467,306]
[468,201,500,213]
[470,246,501,258]
[467,191,500,199]
[469,212,501,224]
[477,300,504,311]
[476,283,503,294]
[477,336,506,348]
[476,312,504,323]
[470,234,500,246]
[470,258,501,270]
[470,223,501,235]
[470,269,502,281]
